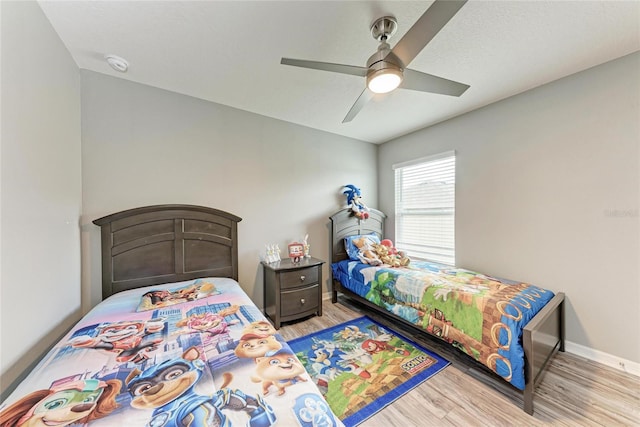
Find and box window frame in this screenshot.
[393,150,456,266]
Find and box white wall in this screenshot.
[80,71,377,312]
[0,1,82,397]
[378,52,640,366]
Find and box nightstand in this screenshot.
[262,257,324,329]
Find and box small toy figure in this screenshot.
[302,234,310,258]
[288,242,304,263]
[127,346,276,427]
[263,244,281,263]
[343,185,370,220]
[0,378,121,427]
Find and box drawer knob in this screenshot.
[300,275,306,281]
[300,298,306,305]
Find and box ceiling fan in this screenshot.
[281,0,470,123]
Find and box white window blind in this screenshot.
[394,151,455,265]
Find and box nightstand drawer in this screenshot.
[279,266,319,289]
[281,285,320,316]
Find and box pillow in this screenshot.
[344,233,380,260]
[136,279,220,312]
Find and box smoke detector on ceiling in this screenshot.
[105,54,129,73]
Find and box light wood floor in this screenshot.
[278,298,640,427]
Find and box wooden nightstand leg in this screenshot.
[275,289,281,329]
[318,269,323,316]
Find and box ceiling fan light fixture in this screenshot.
[367,67,403,94]
[280,3,469,122]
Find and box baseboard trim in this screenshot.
[565,340,640,377]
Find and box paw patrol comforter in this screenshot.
[0,278,342,427]
[331,260,555,390]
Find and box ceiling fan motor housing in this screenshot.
[366,42,403,69]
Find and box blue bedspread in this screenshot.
[332,260,555,390]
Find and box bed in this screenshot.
[0,204,343,427]
[329,208,565,415]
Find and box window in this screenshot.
[394,151,455,265]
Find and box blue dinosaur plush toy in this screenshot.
[343,185,370,220]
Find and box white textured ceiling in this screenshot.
[38,1,640,144]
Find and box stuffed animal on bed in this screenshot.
[353,236,410,267]
[376,239,410,267]
[372,243,410,267]
[343,184,370,220]
[352,236,382,266]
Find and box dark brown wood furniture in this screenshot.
[93,204,241,299]
[262,257,324,329]
[329,207,565,415]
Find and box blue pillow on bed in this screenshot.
[344,233,380,260]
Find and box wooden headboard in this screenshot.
[329,208,386,263]
[93,204,242,299]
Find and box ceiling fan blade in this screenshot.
[402,69,469,96]
[389,0,467,67]
[281,58,368,77]
[342,88,375,123]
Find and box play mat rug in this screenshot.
[288,316,449,426]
